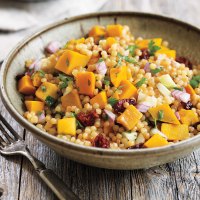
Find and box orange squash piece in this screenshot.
[18,75,36,95]
[25,101,44,113]
[161,123,189,140]
[148,104,180,125]
[89,25,106,38]
[185,84,196,96]
[61,89,82,109]
[32,72,42,87]
[144,134,169,148]
[110,66,127,87]
[106,37,117,50]
[119,80,138,99]
[35,82,58,101]
[179,109,199,125]
[76,72,95,96]
[106,25,123,37]
[90,91,107,109]
[55,50,90,75]
[57,118,76,136]
[117,105,143,130]
[155,46,176,59]
[136,38,162,49]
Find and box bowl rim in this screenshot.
[1,11,200,156]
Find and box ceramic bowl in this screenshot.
[1,12,200,170]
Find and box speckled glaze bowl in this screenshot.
[1,12,200,169]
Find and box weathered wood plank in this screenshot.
[0,103,24,200]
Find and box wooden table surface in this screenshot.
[1,1,200,200]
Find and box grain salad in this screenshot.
[17,24,200,149]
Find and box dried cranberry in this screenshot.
[128,143,144,149]
[181,101,193,110]
[113,99,136,113]
[176,56,193,69]
[139,48,150,60]
[93,134,110,148]
[77,110,99,126]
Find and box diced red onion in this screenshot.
[136,103,151,113]
[45,41,61,54]
[38,112,45,123]
[29,58,42,71]
[175,112,180,120]
[104,109,116,122]
[96,61,107,75]
[171,90,190,103]
[144,62,150,72]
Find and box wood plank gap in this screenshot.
[17,129,26,200]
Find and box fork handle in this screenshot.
[23,149,80,200]
[38,168,80,200]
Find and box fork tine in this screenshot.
[0,113,21,139]
[0,123,13,143]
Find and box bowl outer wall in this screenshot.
[1,12,200,169]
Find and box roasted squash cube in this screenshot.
[144,134,169,148]
[148,104,180,125]
[106,25,123,37]
[89,25,106,37]
[90,91,107,109]
[18,75,36,95]
[57,118,76,135]
[136,38,162,49]
[117,105,143,130]
[155,46,176,59]
[76,72,95,96]
[55,50,90,75]
[106,37,117,49]
[61,89,82,109]
[161,123,189,140]
[179,109,199,125]
[35,82,58,101]
[110,66,127,87]
[25,101,44,113]
[119,80,138,99]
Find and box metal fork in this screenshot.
[0,113,80,200]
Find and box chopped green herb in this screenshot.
[124,56,137,64]
[38,70,45,77]
[88,79,91,86]
[66,58,69,66]
[190,75,200,88]
[71,112,84,128]
[154,119,157,128]
[98,58,104,63]
[158,110,164,121]
[59,81,68,89]
[103,76,110,86]
[58,73,74,89]
[41,85,46,92]
[150,67,163,75]
[173,87,183,91]
[108,97,118,106]
[36,111,43,116]
[117,52,138,65]
[127,45,138,56]
[135,77,147,88]
[148,40,161,56]
[45,96,56,107]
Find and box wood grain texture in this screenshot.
[0,102,24,200]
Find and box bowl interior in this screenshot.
[4,13,200,116]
